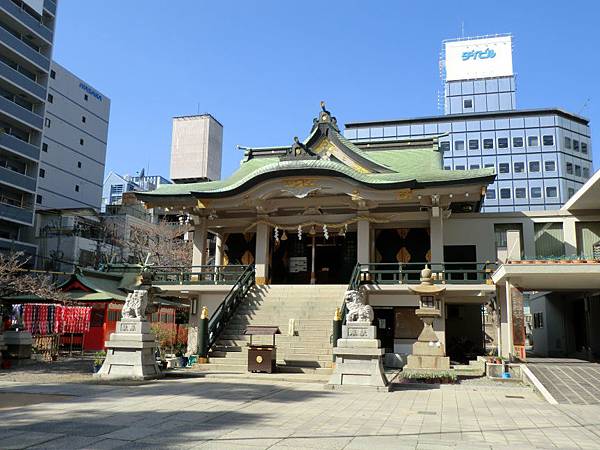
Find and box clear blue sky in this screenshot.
[52,0,599,180]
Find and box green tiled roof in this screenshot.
[138,108,495,200]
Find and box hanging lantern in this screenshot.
[309,225,316,236]
[297,225,302,240]
[281,231,288,241]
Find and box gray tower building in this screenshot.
[170,114,223,183]
[0,0,57,255]
[37,61,110,210]
[344,34,593,212]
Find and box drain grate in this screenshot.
[505,395,525,399]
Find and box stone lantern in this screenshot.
[403,266,450,375]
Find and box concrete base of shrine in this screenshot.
[328,324,389,391]
[95,320,163,380]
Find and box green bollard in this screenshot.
[332,307,342,363]
[197,306,209,363]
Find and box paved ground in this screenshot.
[2,374,600,449]
[527,358,600,405]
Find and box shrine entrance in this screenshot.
[270,232,357,284]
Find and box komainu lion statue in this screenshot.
[122,290,148,320]
[344,289,374,324]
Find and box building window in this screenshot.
[531,187,542,198]
[39,168,45,178]
[529,161,541,172]
[514,162,525,173]
[583,167,590,178]
[500,188,511,199]
[546,186,558,198]
[515,188,526,199]
[542,135,554,146]
[512,137,523,148]
[498,137,508,149]
[84,94,89,101]
[486,189,496,200]
[499,163,510,174]
[80,138,84,146]
[45,118,51,128]
[50,70,55,79]
[42,142,48,152]
[36,194,42,204]
[483,138,494,149]
[568,188,575,198]
[77,161,82,168]
[533,312,544,329]
[439,141,450,152]
[463,99,473,108]
[468,139,479,150]
[75,184,80,192]
[575,165,581,177]
[454,140,465,151]
[581,142,588,154]
[47,93,53,103]
[566,163,573,174]
[484,163,494,168]
[82,115,86,123]
[469,164,480,169]
[544,161,556,172]
[527,136,539,147]
[455,165,465,170]
[573,140,580,152]
[443,166,450,170]
[564,137,572,149]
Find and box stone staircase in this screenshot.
[198,284,347,374]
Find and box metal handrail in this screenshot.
[207,265,255,349]
[339,261,496,324]
[151,265,248,285]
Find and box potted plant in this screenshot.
[93,351,106,373]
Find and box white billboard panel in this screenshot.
[445,36,513,82]
[23,0,44,15]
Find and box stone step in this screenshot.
[193,362,333,375]
[207,356,332,368]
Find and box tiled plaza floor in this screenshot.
[1,376,600,449]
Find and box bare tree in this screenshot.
[0,252,68,302]
[122,220,193,267]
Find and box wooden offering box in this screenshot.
[245,326,281,373]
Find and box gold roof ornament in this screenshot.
[200,306,209,320]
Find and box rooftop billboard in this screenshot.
[444,36,513,82]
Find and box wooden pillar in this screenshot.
[429,211,444,264]
[192,218,207,266]
[357,219,370,264]
[214,234,223,266]
[255,222,270,285]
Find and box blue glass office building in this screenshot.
[344,35,592,212]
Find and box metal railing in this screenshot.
[207,265,255,349]
[151,264,249,285]
[339,261,496,324]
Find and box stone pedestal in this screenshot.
[328,324,388,390]
[3,330,32,359]
[95,320,163,380]
[403,314,451,376]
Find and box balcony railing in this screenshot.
[44,0,56,16]
[0,0,54,43]
[0,95,43,130]
[0,58,46,99]
[0,132,39,160]
[150,265,249,285]
[0,26,50,70]
[0,201,33,224]
[0,165,36,192]
[354,262,497,285]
